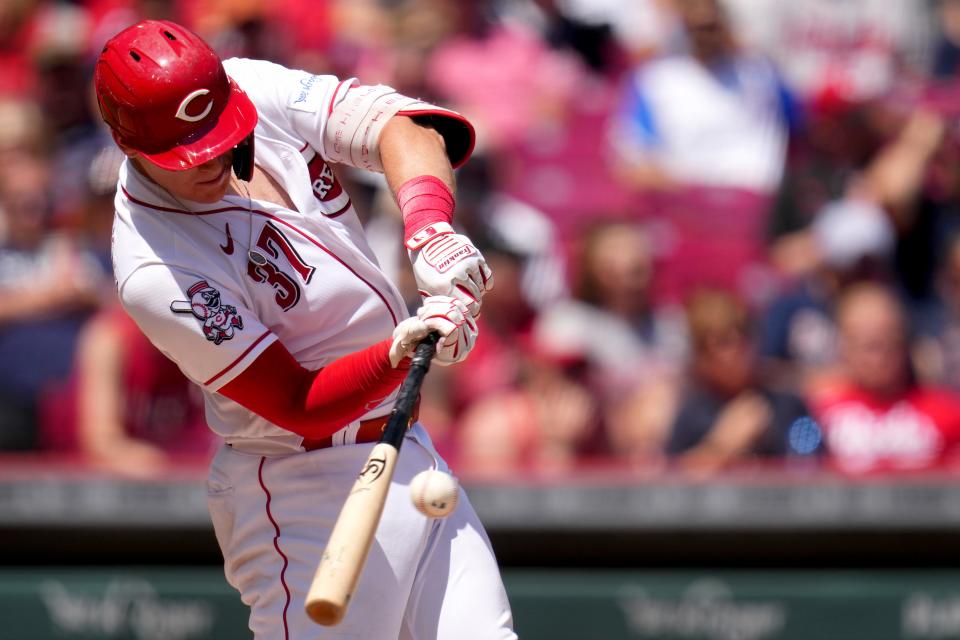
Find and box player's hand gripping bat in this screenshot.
[304,332,440,626]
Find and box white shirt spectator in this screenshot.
[611,52,791,193]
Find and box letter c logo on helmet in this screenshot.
[175,89,213,123]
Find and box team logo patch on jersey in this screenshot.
[170,280,244,345]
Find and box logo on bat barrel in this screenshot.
[357,456,387,484]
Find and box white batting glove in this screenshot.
[408,223,494,318]
[389,296,478,367]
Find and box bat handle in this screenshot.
[380,332,439,449]
[410,331,440,367]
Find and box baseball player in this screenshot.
[94,20,514,640]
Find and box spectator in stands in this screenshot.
[29,3,104,220]
[760,197,897,391]
[426,0,587,153]
[526,221,685,471]
[766,102,886,278]
[810,283,960,474]
[933,0,960,77]
[724,0,934,109]
[0,151,105,449]
[666,289,812,477]
[767,81,944,291]
[448,211,593,472]
[440,239,538,418]
[914,234,960,391]
[0,0,41,96]
[860,106,950,308]
[35,142,209,473]
[0,98,42,157]
[71,302,210,476]
[535,220,684,403]
[764,102,949,388]
[557,0,678,65]
[735,1,937,302]
[607,0,793,307]
[786,102,949,302]
[609,0,793,194]
[456,314,603,475]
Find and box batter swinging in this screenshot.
[94,20,515,640]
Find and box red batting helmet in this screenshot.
[94,20,257,172]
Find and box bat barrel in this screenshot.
[304,442,400,625]
[305,333,439,626]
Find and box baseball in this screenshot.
[410,470,459,518]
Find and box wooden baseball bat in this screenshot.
[304,332,440,626]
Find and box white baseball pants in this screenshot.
[206,424,517,639]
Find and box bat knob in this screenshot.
[306,598,346,626]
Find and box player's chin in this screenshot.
[191,187,229,203]
[191,171,231,202]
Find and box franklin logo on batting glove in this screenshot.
[409,228,492,317]
[170,280,243,345]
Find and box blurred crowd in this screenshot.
[4,0,960,478]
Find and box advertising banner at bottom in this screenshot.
[0,568,958,640]
[507,570,960,640]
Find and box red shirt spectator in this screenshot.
[43,303,210,475]
[809,283,960,473]
[84,304,208,451]
[812,381,960,473]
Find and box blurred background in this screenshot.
[3,0,960,638]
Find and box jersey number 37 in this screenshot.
[247,221,316,312]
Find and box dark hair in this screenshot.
[571,219,650,305]
[684,288,751,353]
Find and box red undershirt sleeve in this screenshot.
[217,338,410,438]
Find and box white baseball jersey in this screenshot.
[113,58,410,455]
[111,56,516,640]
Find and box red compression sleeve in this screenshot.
[397,175,455,246]
[218,339,409,439]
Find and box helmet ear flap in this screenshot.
[232,133,255,181]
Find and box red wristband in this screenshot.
[397,175,455,249]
